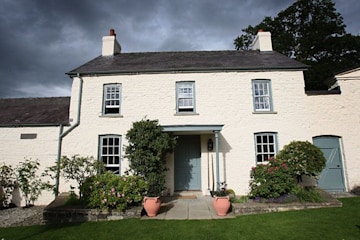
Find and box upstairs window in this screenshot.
[176,81,195,113]
[252,80,273,112]
[254,132,277,164]
[103,84,121,115]
[99,135,121,174]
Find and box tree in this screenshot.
[125,119,177,196]
[234,0,360,90]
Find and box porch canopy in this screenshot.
[162,124,224,190]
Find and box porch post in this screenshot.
[214,130,220,190]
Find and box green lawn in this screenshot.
[1,197,359,240]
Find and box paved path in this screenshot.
[142,196,234,220]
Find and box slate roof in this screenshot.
[0,97,70,126]
[67,50,307,76]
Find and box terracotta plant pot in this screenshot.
[143,196,161,217]
[213,195,230,216]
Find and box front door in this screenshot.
[313,136,345,192]
[174,135,201,191]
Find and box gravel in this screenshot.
[0,206,45,228]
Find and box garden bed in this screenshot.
[42,192,144,224]
[232,189,343,216]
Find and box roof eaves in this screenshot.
[0,122,70,127]
[67,66,308,77]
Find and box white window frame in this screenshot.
[176,81,196,113]
[254,132,278,164]
[252,79,273,112]
[99,135,121,174]
[103,84,121,115]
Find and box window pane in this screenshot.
[269,145,274,152]
[263,145,268,152]
[257,145,262,152]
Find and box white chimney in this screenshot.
[252,30,273,51]
[102,29,121,56]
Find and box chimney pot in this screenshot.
[110,29,116,37]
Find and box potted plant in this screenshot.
[125,119,177,217]
[213,181,231,216]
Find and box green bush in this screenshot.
[81,172,148,211]
[249,158,295,199]
[125,119,177,196]
[292,186,324,203]
[56,155,104,198]
[276,141,326,177]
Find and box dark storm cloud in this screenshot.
[0,0,358,98]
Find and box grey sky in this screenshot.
[0,0,358,98]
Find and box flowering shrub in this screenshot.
[17,159,50,207]
[0,163,17,209]
[81,172,148,211]
[249,158,295,199]
[276,141,326,177]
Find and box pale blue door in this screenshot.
[174,135,201,191]
[313,136,345,192]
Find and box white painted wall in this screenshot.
[0,126,60,206]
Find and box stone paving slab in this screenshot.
[142,196,235,220]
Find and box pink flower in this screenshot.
[251,166,256,171]
[111,187,115,193]
[123,177,127,181]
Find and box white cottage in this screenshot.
[1,30,359,205]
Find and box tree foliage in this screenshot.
[234,0,360,90]
[125,119,177,196]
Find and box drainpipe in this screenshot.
[214,130,220,190]
[55,73,83,197]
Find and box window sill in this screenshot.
[99,114,124,118]
[174,112,199,116]
[252,111,277,114]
